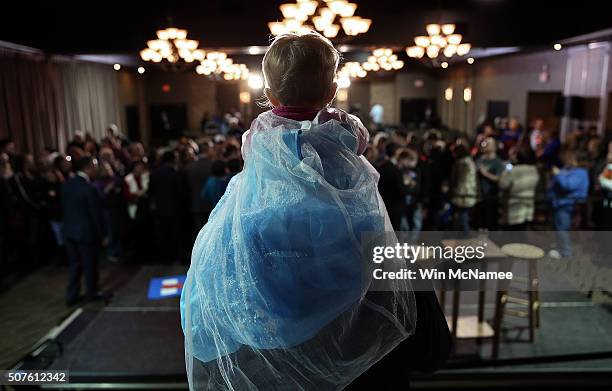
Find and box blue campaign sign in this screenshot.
[148,275,187,300]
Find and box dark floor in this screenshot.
[0,260,137,370]
[2,263,612,377]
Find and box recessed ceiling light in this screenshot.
[553,43,562,51]
[467,57,474,64]
[441,61,449,69]
[137,67,145,74]
[113,63,121,71]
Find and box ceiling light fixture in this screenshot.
[406,23,471,65]
[362,48,404,73]
[140,22,205,71]
[195,52,250,81]
[268,1,371,38]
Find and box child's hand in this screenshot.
[322,108,369,155]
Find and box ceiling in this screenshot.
[2,0,611,55]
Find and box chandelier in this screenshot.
[405,23,471,65]
[196,52,250,81]
[140,26,205,70]
[362,48,404,72]
[335,48,404,88]
[139,24,250,80]
[268,0,371,39]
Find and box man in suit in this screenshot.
[62,156,107,306]
[184,143,212,239]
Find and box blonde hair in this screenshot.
[262,31,340,107]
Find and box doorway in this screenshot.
[125,105,140,142]
[400,98,438,129]
[526,91,562,131]
[216,83,240,115]
[149,103,188,145]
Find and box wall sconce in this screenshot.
[463,87,472,102]
[539,64,550,83]
[444,87,453,101]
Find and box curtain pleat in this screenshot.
[0,48,122,155]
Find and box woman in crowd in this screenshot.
[94,156,123,262]
[499,117,523,157]
[396,147,422,235]
[499,146,540,230]
[596,142,612,230]
[548,149,590,257]
[537,128,561,167]
[123,159,150,260]
[450,143,477,233]
[475,137,504,230]
[43,158,66,252]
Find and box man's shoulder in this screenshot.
[64,176,94,193]
[63,176,81,188]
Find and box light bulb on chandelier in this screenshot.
[406,23,471,64]
[268,1,371,38]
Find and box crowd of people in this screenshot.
[1,110,611,298]
[368,117,612,258]
[0,121,245,298]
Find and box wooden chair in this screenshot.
[492,243,545,358]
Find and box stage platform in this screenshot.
[16,266,189,389]
[11,265,612,390]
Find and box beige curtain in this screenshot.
[0,47,123,155]
[53,59,122,146]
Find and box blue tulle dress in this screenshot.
[181,109,415,390]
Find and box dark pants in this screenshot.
[553,206,573,257]
[454,207,471,233]
[476,197,499,230]
[65,239,98,303]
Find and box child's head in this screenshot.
[262,31,340,108]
